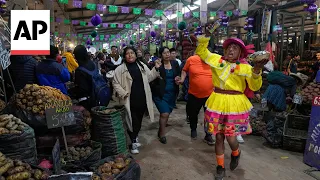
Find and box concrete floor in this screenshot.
[132,103,314,180]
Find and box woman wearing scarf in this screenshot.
[195,31,268,179]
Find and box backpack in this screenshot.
[78,66,111,108]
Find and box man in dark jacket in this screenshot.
[72,45,96,110]
[5,56,37,99]
[36,46,70,94]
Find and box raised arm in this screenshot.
[195,36,222,68]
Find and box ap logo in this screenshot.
[11,10,50,55]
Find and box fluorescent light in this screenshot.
[152,0,216,24]
[166,0,216,20]
[100,14,103,16]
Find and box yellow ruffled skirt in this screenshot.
[204,92,253,136]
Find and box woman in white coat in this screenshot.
[112,47,161,154]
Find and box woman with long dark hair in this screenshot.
[112,47,161,154]
[151,47,181,144]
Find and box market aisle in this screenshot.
[133,103,313,180]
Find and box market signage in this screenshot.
[272,25,282,33]
[304,96,320,170]
[45,100,75,129]
[52,139,61,174]
[10,10,50,55]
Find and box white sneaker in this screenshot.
[135,138,142,147]
[130,143,139,154]
[237,135,245,144]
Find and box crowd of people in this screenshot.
[4,29,320,179]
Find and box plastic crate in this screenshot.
[283,118,308,152]
[286,114,310,130]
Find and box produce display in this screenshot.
[250,115,266,135]
[61,146,93,162]
[0,152,49,180]
[301,82,320,104]
[0,100,5,112]
[15,84,70,115]
[95,157,132,180]
[0,114,27,135]
[97,109,117,114]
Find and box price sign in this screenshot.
[45,100,75,129]
[313,96,320,106]
[304,96,320,170]
[48,172,92,180]
[250,108,258,118]
[52,139,61,174]
[293,94,303,105]
[0,36,10,70]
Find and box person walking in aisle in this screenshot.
[178,54,215,145]
[170,48,182,66]
[72,45,97,110]
[151,47,181,144]
[110,46,122,66]
[195,28,267,179]
[113,47,161,154]
[62,47,79,80]
[36,45,70,95]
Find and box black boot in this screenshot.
[203,133,215,146]
[214,165,226,180]
[191,129,197,140]
[230,150,241,171]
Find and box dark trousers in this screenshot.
[187,93,208,131]
[128,104,147,143]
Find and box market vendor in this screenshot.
[36,46,70,95]
[195,29,268,179]
[288,54,306,74]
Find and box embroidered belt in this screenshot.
[214,87,243,95]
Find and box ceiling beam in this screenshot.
[271,1,303,11]
[77,28,124,34]
[71,13,131,20]
[66,2,154,12]
[73,17,135,28]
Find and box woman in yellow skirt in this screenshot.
[195,32,268,179]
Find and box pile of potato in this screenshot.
[0,114,27,135]
[0,152,49,180]
[15,84,70,115]
[250,115,266,135]
[94,157,132,180]
[98,109,117,114]
[301,82,320,104]
[61,146,93,162]
[0,100,5,112]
